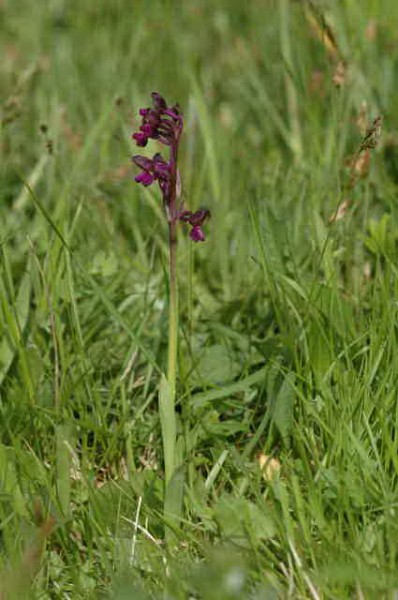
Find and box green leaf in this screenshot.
[164,465,185,545]
[191,366,268,410]
[91,250,118,277]
[158,374,176,485]
[0,266,31,386]
[56,424,74,517]
[214,495,276,544]
[271,372,295,446]
[0,445,28,517]
[193,344,241,386]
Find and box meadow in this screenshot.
[1,0,398,597]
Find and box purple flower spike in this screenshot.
[132,93,210,242]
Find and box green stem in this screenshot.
[164,218,178,485]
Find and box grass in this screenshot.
[1,0,398,597]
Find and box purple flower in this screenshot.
[133,153,171,196]
[132,92,210,242]
[132,131,149,147]
[190,226,206,242]
[179,209,210,242]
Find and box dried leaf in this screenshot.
[363,262,372,280]
[329,199,350,223]
[365,20,377,42]
[332,60,346,87]
[257,453,281,480]
[354,150,371,177]
[305,2,340,61]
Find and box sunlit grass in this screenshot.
[1,0,398,597]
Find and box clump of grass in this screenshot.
[1,0,398,598]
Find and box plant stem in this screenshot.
[164,218,178,485]
[167,221,178,393]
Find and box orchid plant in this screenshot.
[132,92,210,505]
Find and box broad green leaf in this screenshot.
[193,344,240,386]
[164,465,185,545]
[56,424,74,517]
[271,372,295,446]
[191,366,268,410]
[214,495,276,544]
